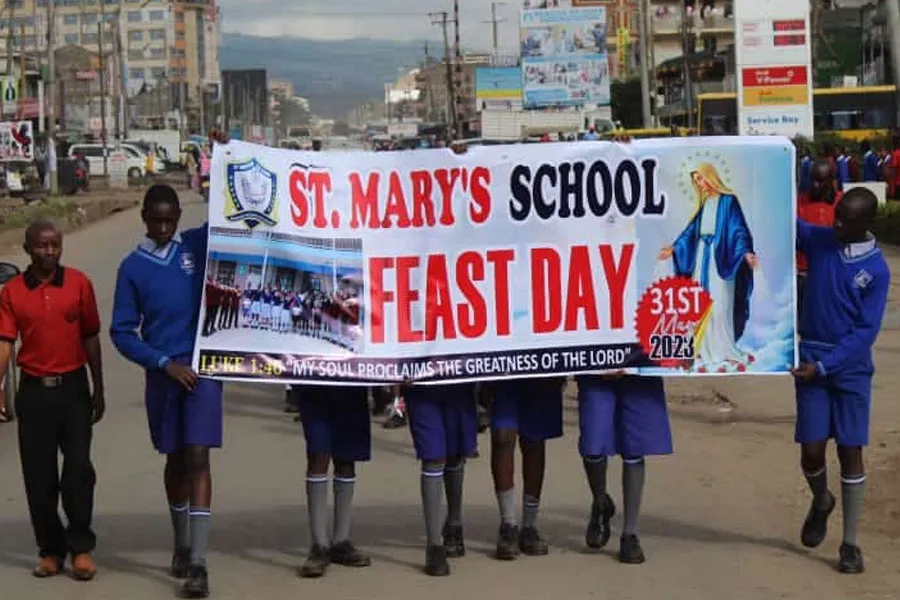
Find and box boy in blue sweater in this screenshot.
[110,184,222,598]
[793,187,890,574]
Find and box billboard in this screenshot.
[734,0,813,137]
[519,6,610,108]
[476,67,523,111]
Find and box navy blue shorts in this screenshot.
[795,341,872,447]
[295,385,371,462]
[406,383,478,462]
[491,378,564,442]
[145,357,223,455]
[576,375,672,458]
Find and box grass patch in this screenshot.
[0,197,81,231]
[873,200,900,245]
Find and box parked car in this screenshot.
[68,143,145,180]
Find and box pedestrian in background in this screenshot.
[0,219,105,581]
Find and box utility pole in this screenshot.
[483,2,508,54]
[47,0,58,195]
[115,0,127,140]
[637,0,652,128]
[886,0,900,124]
[452,0,462,139]
[430,11,455,138]
[681,3,694,129]
[98,22,108,177]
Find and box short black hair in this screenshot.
[841,186,879,220]
[860,139,871,153]
[24,219,59,247]
[142,184,180,211]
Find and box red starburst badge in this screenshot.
[635,276,713,368]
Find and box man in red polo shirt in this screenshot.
[0,220,105,581]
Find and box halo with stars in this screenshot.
[677,149,734,209]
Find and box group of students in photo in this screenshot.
[798,136,900,198]
[0,130,890,599]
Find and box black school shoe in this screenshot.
[330,540,372,567]
[618,534,646,564]
[586,493,616,549]
[299,544,331,578]
[443,523,466,558]
[170,547,191,579]
[801,492,836,548]
[495,523,520,560]
[838,543,865,574]
[519,526,549,556]
[425,545,450,576]
[181,565,209,598]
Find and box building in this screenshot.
[269,78,294,100]
[415,53,490,137]
[222,68,268,130]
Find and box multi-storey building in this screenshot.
[2,0,219,102]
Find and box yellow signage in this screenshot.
[742,84,809,107]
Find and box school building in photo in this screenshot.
[207,233,363,293]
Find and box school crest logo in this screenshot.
[179,251,196,275]
[225,158,278,229]
[854,269,873,289]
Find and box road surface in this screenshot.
[0,198,898,600]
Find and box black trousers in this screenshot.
[16,368,96,558]
[203,304,219,336]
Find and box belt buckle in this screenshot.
[40,376,63,388]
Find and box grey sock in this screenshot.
[841,475,866,547]
[582,456,608,508]
[306,476,329,547]
[804,467,831,509]
[421,463,444,546]
[444,463,465,527]
[169,502,190,549]
[188,508,211,566]
[333,476,356,543]
[496,487,517,525]
[522,494,540,529]
[622,458,646,536]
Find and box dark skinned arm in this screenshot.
[83,334,105,423]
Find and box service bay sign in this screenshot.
[734,0,814,138]
[193,138,798,385]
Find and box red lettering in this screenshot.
[396,256,423,343]
[530,248,562,334]
[289,169,309,227]
[564,246,600,331]
[349,171,380,229]
[424,255,456,341]
[486,249,515,336]
[410,170,437,228]
[368,257,394,344]
[456,251,487,338]
[383,171,412,228]
[468,166,492,224]
[434,168,460,226]
[599,244,635,329]
[308,171,332,229]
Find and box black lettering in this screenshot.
[614,161,641,217]
[641,158,666,215]
[509,165,532,221]
[586,160,613,216]
[533,164,557,220]
[558,161,585,218]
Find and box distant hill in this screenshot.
[220,34,430,119]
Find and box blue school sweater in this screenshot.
[836,155,850,188]
[797,219,890,376]
[863,151,880,182]
[110,224,209,370]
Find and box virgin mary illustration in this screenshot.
[658,163,758,372]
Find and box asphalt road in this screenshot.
[0,197,898,600]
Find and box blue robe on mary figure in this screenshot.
[670,193,754,344]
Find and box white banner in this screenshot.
[194,138,797,384]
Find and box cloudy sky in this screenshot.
[217,0,525,53]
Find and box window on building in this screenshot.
[175,31,184,41]
[129,67,145,80]
[63,14,78,25]
[149,47,165,59]
[149,9,165,21]
[128,49,144,60]
[82,32,98,44]
[150,28,166,40]
[150,66,166,80]
[127,11,141,22]
[175,11,184,23]
[64,33,79,44]
[128,30,142,41]
[84,13,98,25]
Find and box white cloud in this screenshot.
[217,0,525,52]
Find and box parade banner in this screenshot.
[193,138,797,384]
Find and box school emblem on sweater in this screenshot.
[179,251,196,275]
[225,158,278,229]
[854,269,873,289]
